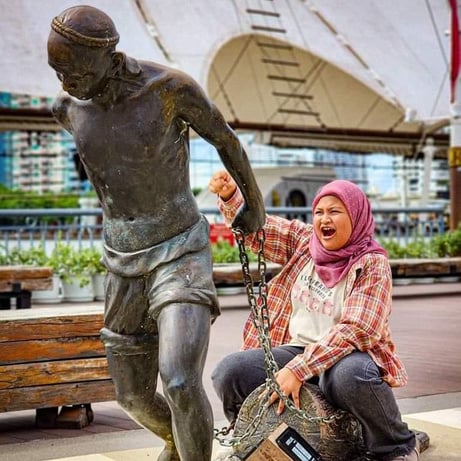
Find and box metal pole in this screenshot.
[449,0,461,229]
[421,137,435,207]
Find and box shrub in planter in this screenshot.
[211,240,258,264]
[84,246,106,275]
[84,246,106,301]
[431,226,461,257]
[0,245,64,304]
[2,245,50,266]
[50,243,93,288]
[49,244,97,302]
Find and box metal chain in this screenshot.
[214,227,346,448]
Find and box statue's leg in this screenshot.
[157,303,213,461]
[101,328,179,460]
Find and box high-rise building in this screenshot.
[0,92,78,193]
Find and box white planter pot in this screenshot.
[92,273,106,301]
[31,275,64,304]
[62,276,95,302]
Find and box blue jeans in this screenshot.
[212,347,416,460]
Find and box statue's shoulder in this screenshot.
[140,61,198,92]
[52,91,74,131]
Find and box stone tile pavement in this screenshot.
[0,282,460,460]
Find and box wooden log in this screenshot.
[212,258,461,285]
[0,265,53,291]
[0,278,53,292]
[0,380,115,412]
[0,357,111,390]
[0,309,104,342]
[213,262,282,285]
[390,257,461,278]
[0,266,53,280]
[0,336,106,365]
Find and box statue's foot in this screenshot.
[157,446,180,461]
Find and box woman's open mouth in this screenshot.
[321,227,335,238]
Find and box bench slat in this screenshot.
[0,266,53,280]
[0,265,53,292]
[0,337,106,365]
[0,357,111,390]
[0,313,104,342]
[0,279,53,291]
[0,380,115,412]
[212,258,461,285]
[390,257,461,277]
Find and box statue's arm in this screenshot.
[174,75,265,233]
[51,92,73,134]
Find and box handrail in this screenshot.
[0,205,447,256]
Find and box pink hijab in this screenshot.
[309,180,387,288]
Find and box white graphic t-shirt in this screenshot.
[289,259,347,346]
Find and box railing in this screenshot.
[0,205,446,256]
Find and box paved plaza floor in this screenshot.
[0,282,460,460]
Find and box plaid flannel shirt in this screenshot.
[218,190,408,387]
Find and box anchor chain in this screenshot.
[214,227,346,448]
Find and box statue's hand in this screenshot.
[231,203,265,235]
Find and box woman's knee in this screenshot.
[319,352,380,401]
[211,352,244,396]
[212,349,269,401]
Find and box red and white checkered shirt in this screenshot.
[218,190,408,387]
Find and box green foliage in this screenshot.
[211,240,257,263]
[380,226,461,258]
[0,192,80,209]
[431,226,461,257]
[1,245,49,266]
[83,247,106,275]
[0,243,106,288]
[0,192,81,226]
[378,239,407,259]
[49,244,104,287]
[405,239,435,258]
[380,237,435,258]
[192,187,203,197]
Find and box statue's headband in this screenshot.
[51,16,119,48]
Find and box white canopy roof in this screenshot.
[0,0,451,153]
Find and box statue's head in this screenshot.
[47,5,120,100]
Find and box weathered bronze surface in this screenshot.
[225,384,430,460]
[231,384,366,461]
[47,5,265,461]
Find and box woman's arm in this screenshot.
[210,173,312,265]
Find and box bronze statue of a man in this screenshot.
[47,5,265,461]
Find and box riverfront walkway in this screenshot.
[0,282,460,460]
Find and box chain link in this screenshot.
[214,228,346,448]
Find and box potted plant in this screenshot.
[1,245,64,304]
[50,243,95,302]
[85,246,106,301]
[431,226,461,257]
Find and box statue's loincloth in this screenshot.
[100,215,219,348]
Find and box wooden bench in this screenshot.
[0,257,458,429]
[390,256,461,280]
[213,257,461,286]
[0,265,53,309]
[213,262,283,286]
[0,305,115,428]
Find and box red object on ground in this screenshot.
[209,223,235,245]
